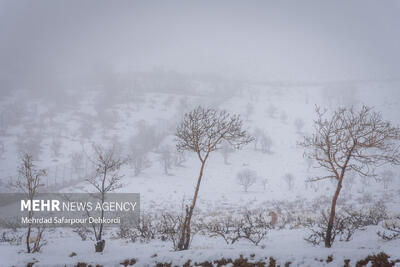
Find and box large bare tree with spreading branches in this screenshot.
[175,106,253,250]
[300,105,400,247]
[86,144,124,252]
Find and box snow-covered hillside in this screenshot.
[1,79,400,266]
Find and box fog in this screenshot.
[1,0,400,94]
[1,2,400,265]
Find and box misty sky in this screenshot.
[1,0,400,85]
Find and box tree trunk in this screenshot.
[26,223,31,253]
[178,160,206,250]
[26,208,33,253]
[325,177,343,248]
[95,240,105,252]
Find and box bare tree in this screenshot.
[300,106,400,247]
[158,145,173,175]
[252,127,264,151]
[128,121,164,175]
[173,150,186,167]
[252,128,272,153]
[86,144,124,252]
[283,173,295,191]
[237,169,257,192]
[14,154,47,253]
[260,133,273,154]
[175,106,253,250]
[129,148,151,176]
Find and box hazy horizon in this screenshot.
[1,0,400,95]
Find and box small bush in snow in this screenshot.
[200,210,270,246]
[73,226,92,241]
[378,215,400,241]
[240,210,270,245]
[200,215,242,245]
[305,203,388,246]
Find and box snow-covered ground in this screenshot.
[0,79,400,266]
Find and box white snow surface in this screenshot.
[0,81,400,266]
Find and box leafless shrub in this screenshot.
[159,212,185,250]
[200,210,270,246]
[73,226,92,241]
[200,215,242,245]
[304,210,351,246]
[378,215,400,240]
[118,213,158,243]
[240,210,270,245]
[305,203,388,246]
[0,217,19,231]
[360,201,388,225]
[134,213,159,242]
[0,230,23,245]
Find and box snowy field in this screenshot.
[1,79,400,266]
